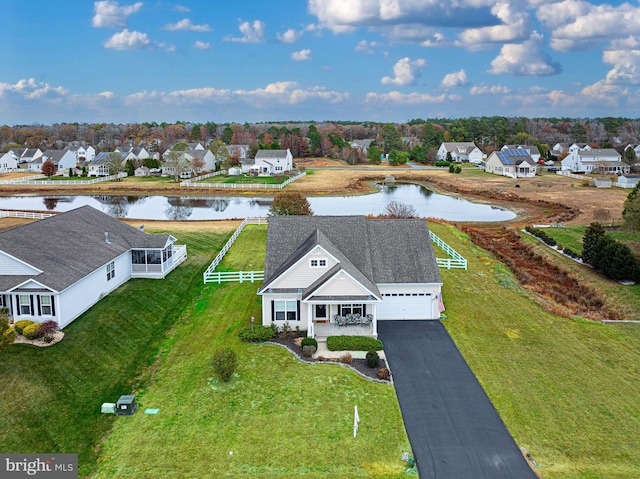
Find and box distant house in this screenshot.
[592,177,612,188]
[437,142,483,164]
[227,144,250,162]
[162,149,216,177]
[68,145,96,163]
[257,216,443,339]
[0,151,19,173]
[243,149,293,175]
[41,149,77,173]
[88,151,132,176]
[624,144,640,159]
[0,205,187,329]
[561,146,626,174]
[116,146,150,161]
[350,139,375,153]
[485,150,537,178]
[552,143,570,156]
[501,144,541,163]
[134,166,150,177]
[1,148,44,172]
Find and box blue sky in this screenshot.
[2,0,639,125]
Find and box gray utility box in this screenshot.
[116,395,138,416]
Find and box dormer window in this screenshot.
[310,258,327,268]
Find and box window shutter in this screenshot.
[297,301,301,321]
[51,296,56,316]
[271,301,274,321]
[37,296,41,316]
[363,304,367,315]
[29,295,34,316]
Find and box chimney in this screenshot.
[104,232,111,244]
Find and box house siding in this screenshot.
[269,251,338,289]
[56,252,132,328]
[0,252,40,275]
[316,275,369,296]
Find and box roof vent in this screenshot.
[104,232,111,244]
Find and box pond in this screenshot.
[0,184,516,222]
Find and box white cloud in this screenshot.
[104,29,152,50]
[163,18,211,32]
[457,1,530,49]
[537,0,640,51]
[470,84,511,95]
[0,78,67,101]
[224,20,265,43]
[381,57,426,86]
[355,40,383,53]
[365,91,453,104]
[194,41,211,50]
[489,32,561,76]
[174,4,190,12]
[92,0,142,28]
[291,49,312,61]
[440,69,469,89]
[277,28,303,43]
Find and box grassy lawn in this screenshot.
[93,225,412,478]
[200,174,288,185]
[123,176,175,184]
[430,222,640,479]
[0,225,232,477]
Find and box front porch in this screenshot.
[313,321,375,341]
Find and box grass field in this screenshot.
[430,222,640,479]
[200,174,288,184]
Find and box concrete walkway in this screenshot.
[378,320,536,479]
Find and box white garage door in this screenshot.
[377,293,432,320]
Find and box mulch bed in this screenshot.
[271,334,390,382]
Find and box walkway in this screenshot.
[377,321,536,479]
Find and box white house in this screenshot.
[0,205,187,329]
[0,151,19,172]
[162,149,217,177]
[257,216,443,339]
[68,145,96,163]
[116,146,150,161]
[88,151,133,176]
[243,149,293,175]
[501,144,541,163]
[561,147,626,174]
[485,150,537,178]
[350,139,375,154]
[41,149,77,173]
[227,144,250,162]
[616,175,640,188]
[437,142,483,164]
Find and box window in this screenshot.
[274,300,298,321]
[19,295,32,315]
[40,295,52,315]
[310,258,327,268]
[315,305,327,319]
[339,304,364,316]
[107,261,115,281]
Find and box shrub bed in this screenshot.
[22,323,43,340]
[326,335,383,351]
[238,325,275,342]
[14,320,34,336]
[301,337,318,349]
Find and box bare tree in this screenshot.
[163,151,190,182]
[105,152,125,180]
[382,201,417,218]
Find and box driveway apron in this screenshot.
[377,320,537,479]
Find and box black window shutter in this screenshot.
[37,296,41,316]
[51,296,56,316]
[363,304,367,315]
[297,301,301,321]
[271,300,274,321]
[29,296,34,316]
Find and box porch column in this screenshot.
[372,304,378,338]
[307,303,313,338]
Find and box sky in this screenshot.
[2,0,640,125]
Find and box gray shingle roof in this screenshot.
[0,205,172,292]
[260,216,441,293]
[255,149,289,158]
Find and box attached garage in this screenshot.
[377,292,433,320]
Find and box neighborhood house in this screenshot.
[484,149,537,178]
[0,206,187,328]
[242,149,293,175]
[257,216,443,339]
[437,142,483,164]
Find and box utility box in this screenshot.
[101,403,116,414]
[116,395,137,416]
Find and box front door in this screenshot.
[314,304,328,323]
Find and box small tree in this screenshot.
[623,182,640,231]
[0,311,12,352]
[105,152,125,180]
[41,160,56,178]
[383,201,417,218]
[367,145,382,165]
[209,140,230,169]
[269,192,313,216]
[163,151,190,182]
[211,347,238,382]
[582,222,605,266]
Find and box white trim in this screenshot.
[305,268,382,302]
[263,245,339,291]
[7,278,57,293]
[0,250,43,275]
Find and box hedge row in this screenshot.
[326,335,383,351]
[238,325,275,342]
[525,226,557,246]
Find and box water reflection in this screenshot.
[0,184,517,222]
[43,198,59,210]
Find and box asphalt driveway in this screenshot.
[378,321,537,479]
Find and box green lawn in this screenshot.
[0,226,232,477]
[123,176,175,184]
[430,222,640,479]
[200,174,287,184]
[93,224,411,478]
